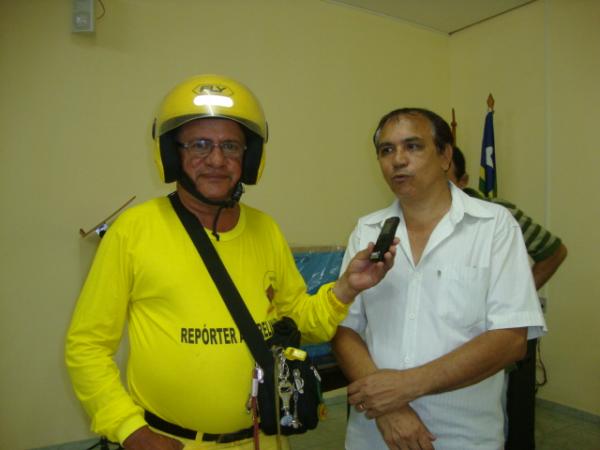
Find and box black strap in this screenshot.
[144,410,254,443]
[144,410,197,440]
[168,192,273,371]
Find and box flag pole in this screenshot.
[479,94,497,198]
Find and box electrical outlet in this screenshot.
[72,0,95,33]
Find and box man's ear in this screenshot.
[443,144,453,171]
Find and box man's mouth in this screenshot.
[392,173,411,182]
[198,173,228,181]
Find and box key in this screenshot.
[292,368,304,394]
[281,412,293,427]
[291,390,303,429]
[311,365,321,382]
[279,379,294,426]
[278,352,290,382]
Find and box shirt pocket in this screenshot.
[436,265,489,330]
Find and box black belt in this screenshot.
[144,410,254,443]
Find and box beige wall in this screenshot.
[449,2,546,219]
[449,0,600,416]
[0,1,450,449]
[2,1,598,449]
[542,0,600,415]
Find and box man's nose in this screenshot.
[391,147,408,166]
[204,145,226,165]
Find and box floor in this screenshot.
[288,389,348,450]
[35,391,600,450]
[535,399,600,450]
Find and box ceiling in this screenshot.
[327,0,536,34]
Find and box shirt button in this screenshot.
[408,313,416,320]
[404,356,410,363]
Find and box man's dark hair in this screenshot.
[372,108,453,154]
[452,145,467,180]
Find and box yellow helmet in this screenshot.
[153,74,268,185]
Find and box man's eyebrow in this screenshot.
[402,136,424,144]
[376,140,393,148]
[377,136,424,148]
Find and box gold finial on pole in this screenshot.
[451,108,457,145]
[487,93,495,112]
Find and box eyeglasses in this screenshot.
[177,139,246,159]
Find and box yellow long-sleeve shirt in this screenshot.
[65,196,348,443]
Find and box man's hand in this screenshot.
[123,426,184,450]
[375,406,436,450]
[333,238,399,304]
[348,368,421,419]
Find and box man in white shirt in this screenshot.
[332,108,546,450]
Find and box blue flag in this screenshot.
[479,111,497,198]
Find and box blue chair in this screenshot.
[293,247,348,392]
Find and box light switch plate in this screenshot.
[72,0,95,33]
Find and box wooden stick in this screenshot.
[79,195,136,237]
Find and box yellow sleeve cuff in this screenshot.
[324,282,350,315]
[116,413,148,445]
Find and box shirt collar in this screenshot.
[448,182,494,225]
[362,199,404,226]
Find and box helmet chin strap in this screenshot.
[179,174,244,241]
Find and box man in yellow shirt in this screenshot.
[65,74,396,450]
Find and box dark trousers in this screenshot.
[505,339,537,450]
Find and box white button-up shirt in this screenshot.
[341,183,546,450]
